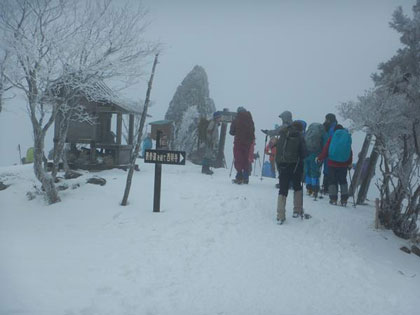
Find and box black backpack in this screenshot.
[275,126,302,164]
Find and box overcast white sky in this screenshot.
[0,0,415,166]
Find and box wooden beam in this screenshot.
[116,113,122,145]
[128,114,134,145]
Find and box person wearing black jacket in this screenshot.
[274,121,307,224]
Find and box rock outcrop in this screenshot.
[165,65,216,158]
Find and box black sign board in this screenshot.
[144,149,186,165]
[220,111,237,123]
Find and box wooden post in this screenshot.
[90,140,96,162]
[357,139,380,205]
[128,114,134,145]
[153,130,162,213]
[349,133,372,196]
[375,198,380,229]
[116,113,122,145]
[215,108,228,168]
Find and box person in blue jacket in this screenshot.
[141,133,153,157]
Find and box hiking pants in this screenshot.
[304,153,321,189]
[327,166,348,201]
[234,142,251,180]
[277,162,303,197]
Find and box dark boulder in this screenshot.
[87,177,106,186]
[0,181,10,191]
[400,246,411,254]
[65,170,83,179]
[411,245,420,258]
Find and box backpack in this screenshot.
[305,123,324,154]
[275,126,302,164]
[328,129,352,162]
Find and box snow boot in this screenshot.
[293,190,303,218]
[232,178,243,184]
[201,165,213,175]
[329,197,338,205]
[277,195,287,223]
[340,184,349,206]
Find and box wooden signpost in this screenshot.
[144,130,186,212]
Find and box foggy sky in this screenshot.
[0,0,415,166]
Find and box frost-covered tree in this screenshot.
[339,1,420,239]
[0,50,13,113]
[0,0,157,204]
[165,65,216,156]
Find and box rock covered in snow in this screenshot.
[165,65,216,156]
[86,177,106,186]
[0,181,10,191]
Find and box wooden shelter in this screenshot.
[53,78,142,170]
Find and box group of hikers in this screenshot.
[201,107,353,225]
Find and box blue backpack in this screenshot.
[328,129,352,162]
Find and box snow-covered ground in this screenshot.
[1,161,419,315]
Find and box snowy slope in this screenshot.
[0,161,419,315]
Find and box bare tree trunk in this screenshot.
[33,130,60,204]
[121,54,159,206]
[0,81,3,113]
[357,139,379,205]
[349,133,372,196]
[52,114,71,179]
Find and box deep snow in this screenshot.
[1,161,419,315]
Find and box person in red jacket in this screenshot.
[229,107,255,184]
[265,136,277,178]
[316,124,353,206]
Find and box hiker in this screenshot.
[320,113,338,195]
[229,107,255,184]
[141,133,153,158]
[316,124,353,206]
[275,121,307,224]
[265,136,277,178]
[200,111,222,175]
[261,110,293,136]
[304,122,324,198]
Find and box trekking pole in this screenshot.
[229,159,234,178]
[260,134,268,180]
[348,168,357,208]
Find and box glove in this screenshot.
[261,129,268,134]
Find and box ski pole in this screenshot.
[260,134,268,180]
[229,159,234,178]
[348,168,356,208]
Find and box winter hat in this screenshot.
[325,113,337,123]
[237,106,246,113]
[279,110,293,125]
